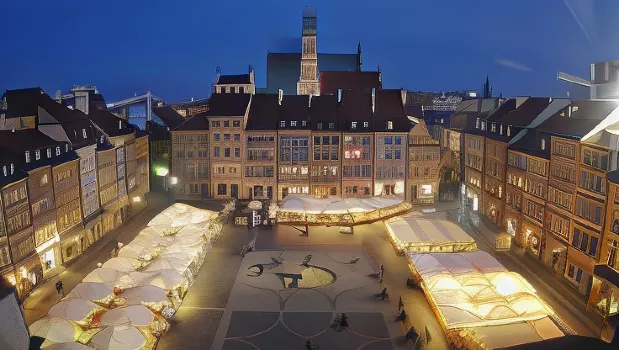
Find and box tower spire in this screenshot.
[356,41,362,72]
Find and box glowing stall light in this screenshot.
[155,167,169,177]
[170,177,178,185]
[133,196,141,203]
[394,181,405,194]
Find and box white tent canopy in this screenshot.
[470,317,564,349]
[278,195,403,214]
[91,325,146,350]
[408,251,559,330]
[43,343,93,350]
[102,257,143,273]
[66,282,114,302]
[83,268,123,286]
[29,316,80,344]
[386,216,477,253]
[48,299,102,325]
[121,285,170,305]
[100,305,156,327]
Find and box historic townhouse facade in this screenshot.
[52,158,83,263]
[374,90,409,198]
[27,165,58,276]
[310,95,341,197]
[212,67,256,95]
[277,95,312,199]
[135,134,149,202]
[537,100,619,295]
[208,94,251,199]
[97,147,118,233]
[244,94,278,199]
[340,92,374,197]
[407,121,440,204]
[170,117,210,200]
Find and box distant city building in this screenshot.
[106,91,164,130]
[168,97,209,118]
[212,66,256,95]
[559,60,619,99]
[266,8,360,95]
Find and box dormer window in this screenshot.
[507,126,511,137]
[47,148,52,158]
[329,123,334,129]
[317,123,323,130]
[387,121,393,130]
[280,121,285,128]
[291,121,297,127]
[25,151,30,163]
[10,164,14,175]
[118,120,122,129]
[66,144,69,152]
[82,129,87,138]
[2,166,6,176]
[475,118,480,129]
[441,118,444,124]
[351,122,358,129]
[364,121,369,128]
[500,125,503,135]
[100,136,105,143]
[56,146,60,156]
[491,123,496,133]
[481,121,486,131]
[301,120,307,127]
[541,138,546,150]
[35,150,41,160]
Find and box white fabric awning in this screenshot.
[386,216,477,253]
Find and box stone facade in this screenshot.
[210,118,244,199]
[27,166,59,276]
[406,122,439,204]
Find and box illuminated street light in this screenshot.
[132,196,141,203]
[170,177,178,185]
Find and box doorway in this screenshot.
[231,184,238,199]
[201,184,209,199]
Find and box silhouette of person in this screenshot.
[340,313,349,328]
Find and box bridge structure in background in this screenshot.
[106,91,164,129]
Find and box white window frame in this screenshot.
[82,129,87,138]
[25,151,30,163]
[56,146,60,156]
[35,150,41,160]
[47,148,51,158]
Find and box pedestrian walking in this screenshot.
[55,280,64,297]
[405,326,419,342]
[379,264,384,283]
[398,296,404,311]
[380,287,388,300]
[339,313,349,328]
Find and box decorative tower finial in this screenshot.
[483,75,492,98]
[356,41,362,72]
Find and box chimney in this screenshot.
[309,94,313,107]
[337,89,342,103]
[371,88,376,113]
[278,89,283,105]
[400,88,407,107]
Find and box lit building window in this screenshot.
[25,151,30,163]
[364,121,369,128]
[317,123,322,130]
[47,148,51,158]
[387,121,393,130]
[351,122,357,129]
[35,150,41,160]
[56,147,60,156]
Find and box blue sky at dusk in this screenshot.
[1,0,617,102]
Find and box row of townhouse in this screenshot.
[170,89,441,203]
[445,96,619,324]
[0,88,149,299]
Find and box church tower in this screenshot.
[297,8,320,96]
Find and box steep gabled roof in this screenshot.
[338,91,373,132]
[537,100,619,139]
[153,106,184,129]
[509,129,549,159]
[246,94,280,130]
[88,109,135,137]
[498,98,552,126]
[2,87,44,118]
[374,89,409,132]
[278,95,311,126]
[201,93,251,117]
[173,114,209,131]
[217,74,251,85]
[310,95,339,130]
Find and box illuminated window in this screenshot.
[351,122,357,129]
[56,147,60,156]
[47,148,51,158]
[317,123,322,130]
[387,121,393,130]
[291,121,297,127]
[25,151,30,163]
[35,150,41,160]
[364,121,369,128]
[280,121,285,128]
[421,184,432,195]
[541,139,546,150]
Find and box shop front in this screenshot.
[542,231,568,275]
[36,234,61,276]
[483,193,503,227]
[589,264,619,343]
[102,196,129,234]
[503,207,521,245]
[521,218,543,258]
[565,247,595,296]
[59,225,85,264]
[14,253,42,300]
[84,214,104,246]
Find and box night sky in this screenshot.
[1,0,617,102]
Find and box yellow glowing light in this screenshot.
[494,274,519,296]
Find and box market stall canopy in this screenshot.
[385,216,477,254]
[99,305,156,327]
[29,316,81,344]
[66,283,114,304]
[103,257,143,273]
[42,342,93,350]
[83,268,123,286]
[91,325,147,350]
[148,203,215,227]
[121,285,170,306]
[408,251,558,331]
[276,195,412,226]
[48,298,104,326]
[467,317,563,349]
